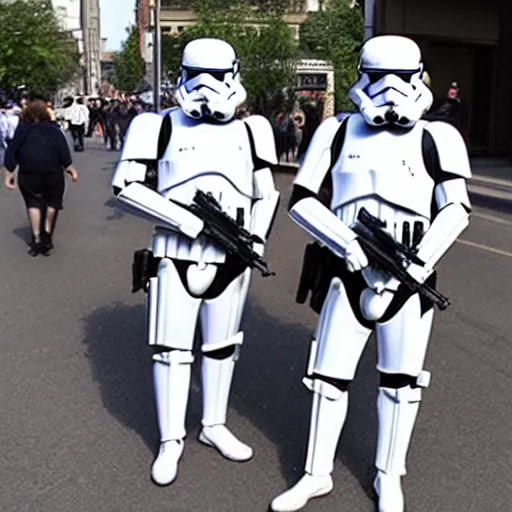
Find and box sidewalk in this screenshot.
[277,158,512,202]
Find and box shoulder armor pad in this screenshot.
[120,112,163,161]
[161,106,178,117]
[294,115,345,193]
[424,121,472,179]
[243,115,278,167]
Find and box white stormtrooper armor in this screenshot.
[112,38,279,486]
[348,35,434,128]
[176,38,247,123]
[270,35,471,512]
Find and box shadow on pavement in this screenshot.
[234,298,379,502]
[80,297,379,502]
[80,302,159,453]
[103,197,125,221]
[80,302,203,455]
[12,225,32,246]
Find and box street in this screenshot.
[0,139,511,512]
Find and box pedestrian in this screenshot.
[117,99,137,149]
[433,82,467,136]
[0,104,8,166]
[296,100,322,162]
[65,96,89,151]
[0,100,20,167]
[105,99,120,150]
[3,99,79,256]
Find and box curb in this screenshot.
[275,163,512,201]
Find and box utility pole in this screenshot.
[149,0,162,113]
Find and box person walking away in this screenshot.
[105,100,120,150]
[86,98,101,137]
[0,105,8,167]
[65,97,89,151]
[117,99,137,150]
[2,100,79,256]
[0,101,20,166]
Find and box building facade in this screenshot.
[51,0,84,96]
[81,0,102,96]
[373,0,512,157]
[159,0,322,38]
[51,0,102,97]
[136,0,154,87]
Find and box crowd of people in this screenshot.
[53,95,147,152]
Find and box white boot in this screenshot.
[199,353,253,461]
[374,385,423,512]
[151,440,185,486]
[270,474,334,512]
[150,350,193,486]
[270,379,349,512]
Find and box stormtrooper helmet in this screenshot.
[348,35,433,128]
[176,38,247,122]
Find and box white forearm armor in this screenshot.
[413,122,472,274]
[251,168,280,242]
[244,115,280,246]
[289,197,357,259]
[112,112,204,239]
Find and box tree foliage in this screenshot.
[162,0,299,117]
[114,25,145,92]
[161,33,182,83]
[0,0,80,98]
[300,0,363,112]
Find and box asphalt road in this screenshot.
[0,139,511,512]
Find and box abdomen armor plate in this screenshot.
[332,115,434,247]
[153,110,255,263]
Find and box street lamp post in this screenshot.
[364,0,375,41]
[150,0,162,113]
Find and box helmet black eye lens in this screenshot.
[186,69,202,80]
[398,73,414,83]
[367,71,415,84]
[184,68,228,81]
[368,72,387,84]
[209,71,226,81]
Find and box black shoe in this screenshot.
[28,243,39,257]
[28,235,40,256]
[39,231,53,256]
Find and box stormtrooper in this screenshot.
[112,38,279,486]
[270,35,471,512]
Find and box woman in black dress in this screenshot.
[3,100,78,256]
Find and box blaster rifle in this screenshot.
[178,190,275,277]
[353,208,450,310]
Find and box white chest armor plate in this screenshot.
[332,115,434,246]
[153,110,255,263]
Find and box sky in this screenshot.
[99,0,136,52]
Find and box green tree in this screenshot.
[173,0,299,117]
[161,33,182,84]
[300,0,363,112]
[114,25,144,92]
[0,0,80,98]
